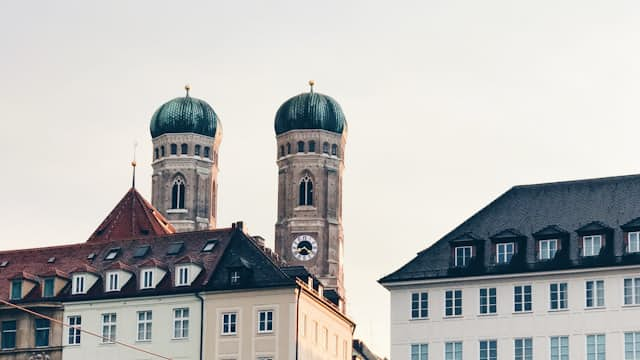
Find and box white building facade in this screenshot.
[380,175,640,360]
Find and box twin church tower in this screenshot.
[148,82,347,301]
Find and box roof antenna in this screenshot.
[131,140,138,188]
[308,80,315,94]
[185,84,191,97]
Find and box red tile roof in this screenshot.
[87,188,175,243]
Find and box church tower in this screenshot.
[274,81,348,304]
[149,86,222,232]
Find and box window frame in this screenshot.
[257,310,274,334]
[34,318,50,347]
[585,280,605,308]
[625,332,640,360]
[173,308,189,339]
[176,266,190,286]
[454,246,472,267]
[550,336,569,360]
[628,231,640,254]
[43,277,55,298]
[496,242,515,264]
[549,282,568,310]
[479,287,497,315]
[585,334,605,360]
[101,313,117,344]
[444,341,463,360]
[538,239,558,260]
[141,269,154,289]
[68,315,81,345]
[10,280,22,300]
[444,289,462,317]
[623,277,640,305]
[479,339,497,360]
[582,235,603,257]
[411,343,428,360]
[221,312,238,335]
[514,337,533,360]
[72,274,86,295]
[410,292,428,319]
[136,310,152,342]
[1,320,16,350]
[106,271,119,292]
[514,285,532,313]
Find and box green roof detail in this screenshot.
[150,94,219,138]
[274,91,346,135]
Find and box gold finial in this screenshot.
[309,80,315,93]
[131,141,138,188]
[185,84,191,97]
[131,160,137,167]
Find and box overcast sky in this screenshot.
[3,1,640,357]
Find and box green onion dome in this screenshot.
[274,82,346,135]
[150,86,219,138]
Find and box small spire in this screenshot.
[185,84,191,97]
[131,141,138,188]
[308,80,315,94]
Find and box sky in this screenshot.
[2,0,640,357]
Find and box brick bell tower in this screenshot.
[149,85,222,232]
[274,81,348,306]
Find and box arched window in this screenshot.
[299,175,313,206]
[297,141,305,153]
[279,145,285,158]
[181,143,188,155]
[160,146,166,157]
[154,148,159,160]
[171,178,186,209]
[204,147,211,159]
[331,144,338,156]
[170,144,177,155]
[322,142,329,154]
[194,145,201,156]
[308,141,316,153]
[286,143,291,154]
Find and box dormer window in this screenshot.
[141,269,154,289]
[538,239,558,260]
[176,266,189,286]
[583,235,602,257]
[72,275,86,295]
[230,270,241,285]
[628,232,640,254]
[454,246,472,267]
[106,272,119,292]
[496,242,515,264]
[42,278,55,298]
[10,280,21,300]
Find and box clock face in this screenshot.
[291,235,318,261]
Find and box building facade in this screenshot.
[273,81,348,304]
[380,175,640,360]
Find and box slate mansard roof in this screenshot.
[380,174,640,284]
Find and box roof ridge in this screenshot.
[513,173,640,190]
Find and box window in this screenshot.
[1,321,16,349]
[133,245,150,258]
[222,313,237,335]
[106,272,119,292]
[173,308,189,339]
[202,240,218,252]
[286,143,291,154]
[10,280,21,300]
[176,266,189,286]
[171,178,186,209]
[454,246,472,267]
[514,285,532,312]
[104,248,120,260]
[258,310,273,333]
[101,313,116,343]
[629,232,640,253]
[411,343,428,360]
[445,290,462,317]
[68,316,81,345]
[299,175,313,206]
[479,288,497,314]
[167,242,184,255]
[141,269,154,289]
[203,146,211,159]
[181,143,188,155]
[496,242,515,264]
[72,275,86,294]
[550,283,568,310]
[625,332,640,360]
[624,277,640,305]
[583,235,602,257]
[586,280,605,308]
[230,270,241,285]
[160,146,165,157]
[137,311,152,341]
[195,144,201,156]
[170,143,177,155]
[279,145,284,157]
[322,142,329,154]
[297,141,305,153]
[331,144,338,156]
[550,336,569,360]
[514,338,533,360]
[479,340,497,360]
[586,334,605,360]
[539,239,558,260]
[308,141,316,153]
[34,319,50,347]
[43,278,54,298]
[154,148,159,160]
[411,292,428,319]
[445,341,462,360]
